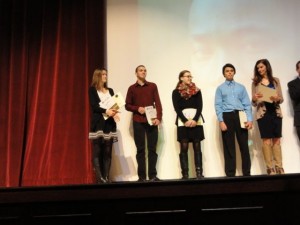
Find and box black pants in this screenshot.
[133,121,158,179]
[221,111,251,177]
[296,126,300,143]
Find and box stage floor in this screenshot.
[1,174,300,225]
[1,173,300,203]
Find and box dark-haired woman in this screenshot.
[252,59,284,175]
[172,70,205,179]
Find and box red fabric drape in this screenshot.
[0,0,106,187]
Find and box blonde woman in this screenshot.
[88,68,119,183]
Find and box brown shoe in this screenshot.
[275,167,285,175]
[267,168,276,175]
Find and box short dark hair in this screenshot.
[135,65,145,73]
[296,61,300,70]
[222,63,236,75]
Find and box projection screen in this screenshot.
[107,0,300,181]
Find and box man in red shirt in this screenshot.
[125,65,163,181]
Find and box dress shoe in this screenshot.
[243,174,251,177]
[137,178,146,182]
[196,174,204,179]
[149,177,160,182]
[181,175,189,180]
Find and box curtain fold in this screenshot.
[0,0,106,187]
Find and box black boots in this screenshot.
[93,156,112,183]
[92,140,113,183]
[179,150,204,179]
[179,152,189,179]
[93,159,107,183]
[196,167,203,179]
[194,150,204,179]
[102,154,112,182]
[102,141,113,182]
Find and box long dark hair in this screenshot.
[252,59,277,86]
[175,70,190,89]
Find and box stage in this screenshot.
[1,174,300,225]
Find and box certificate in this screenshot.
[100,92,125,120]
[257,84,277,103]
[111,92,126,110]
[145,106,157,125]
[178,108,204,127]
[238,111,247,129]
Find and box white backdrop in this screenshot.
[107,0,300,181]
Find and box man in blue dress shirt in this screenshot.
[215,63,253,177]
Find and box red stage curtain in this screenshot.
[0,0,106,187]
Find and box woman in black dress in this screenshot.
[88,68,119,183]
[172,70,205,179]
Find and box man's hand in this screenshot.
[152,119,160,126]
[138,107,145,114]
[244,121,253,130]
[219,121,227,131]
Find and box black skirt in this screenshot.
[177,125,205,142]
[257,110,282,138]
[89,117,118,142]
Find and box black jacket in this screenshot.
[288,77,300,126]
[88,86,115,131]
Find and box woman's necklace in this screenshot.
[261,77,269,86]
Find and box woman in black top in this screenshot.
[88,68,119,183]
[172,70,205,179]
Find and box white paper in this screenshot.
[100,92,125,120]
[145,106,157,125]
[100,95,115,110]
[257,84,277,103]
[111,92,126,109]
[239,111,247,128]
[178,108,203,127]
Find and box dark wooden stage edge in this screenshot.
[1,174,300,225]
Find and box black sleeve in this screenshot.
[288,80,300,101]
[172,90,188,123]
[193,91,203,121]
[88,87,107,114]
[108,88,115,97]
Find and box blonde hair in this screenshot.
[90,68,107,89]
